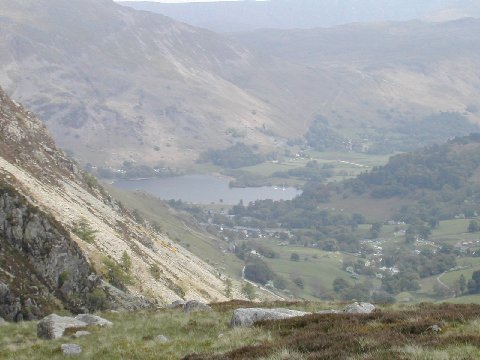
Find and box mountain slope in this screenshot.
[1,0,480,169]
[0,0,300,167]
[0,87,229,320]
[233,19,480,148]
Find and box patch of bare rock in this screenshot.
[231,302,376,327]
[61,343,82,356]
[37,313,112,340]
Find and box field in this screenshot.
[243,216,480,304]
[3,302,480,359]
[235,150,392,187]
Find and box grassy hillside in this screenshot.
[3,302,480,359]
[106,186,245,279]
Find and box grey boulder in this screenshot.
[183,300,211,313]
[316,309,340,315]
[155,335,169,343]
[73,331,91,338]
[0,317,6,326]
[169,300,186,308]
[231,308,310,327]
[61,343,82,356]
[37,314,88,340]
[74,314,113,327]
[342,302,376,314]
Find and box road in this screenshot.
[242,266,284,300]
[437,272,451,291]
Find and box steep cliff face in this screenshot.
[0,88,228,320]
[0,185,96,321]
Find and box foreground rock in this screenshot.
[61,343,82,356]
[316,309,340,315]
[342,302,375,314]
[155,335,169,343]
[231,308,310,327]
[37,314,88,340]
[73,331,90,338]
[74,314,113,327]
[183,300,211,313]
[0,316,6,325]
[169,300,186,308]
[231,302,377,328]
[37,313,113,339]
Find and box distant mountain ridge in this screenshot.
[1,0,480,168]
[121,0,480,33]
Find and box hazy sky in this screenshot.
[122,0,244,2]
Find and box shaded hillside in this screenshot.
[0,87,231,320]
[233,19,480,151]
[0,0,305,167]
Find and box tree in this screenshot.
[72,218,97,244]
[242,282,256,300]
[293,277,304,289]
[433,282,450,298]
[468,220,480,233]
[121,251,132,273]
[468,271,480,294]
[244,258,274,284]
[290,253,300,262]
[273,276,288,290]
[225,278,232,298]
[333,278,350,293]
[405,226,417,244]
[369,222,382,239]
[103,257,133,291]
[458,274,466,295]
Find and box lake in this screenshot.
[112,174,302,205]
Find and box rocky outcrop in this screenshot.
[169,300,186,308]
[342,302,375,314]
[61,344,82,356]
[98,280,154,311]
[0,187,97,320]
[37,313,113,339]
[73,331,90,338]
[74,314,112,327]
[37,314,89,340]
[231,308,310,328]
[0,281,22,321]
[183,300,211,313]
[230,303,377,328]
